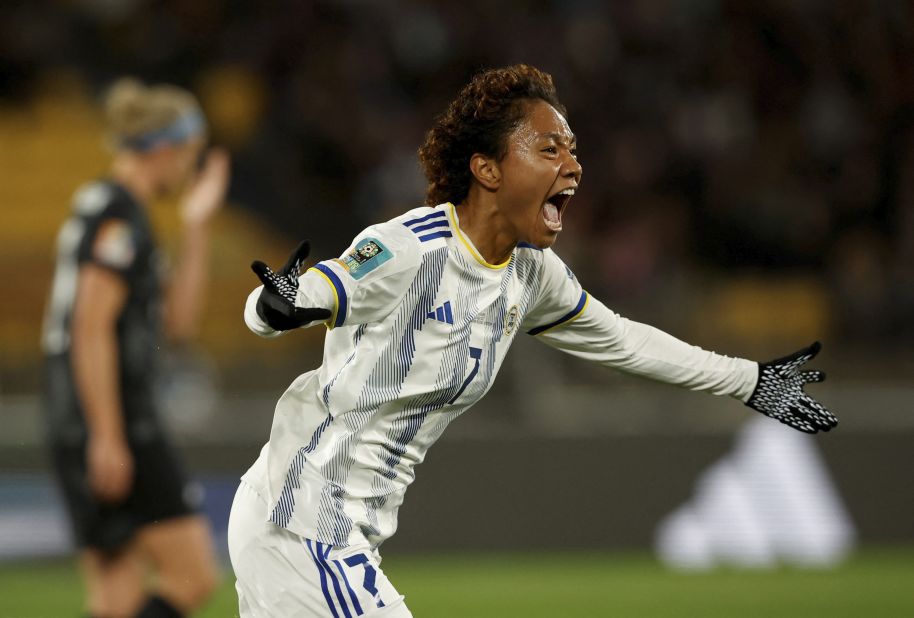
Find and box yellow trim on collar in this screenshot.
[447,203,511,270]
[306,267,339,329]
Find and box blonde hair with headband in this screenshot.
[104,78,206,152]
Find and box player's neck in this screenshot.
[111,156,157,205]
[457,191,518,265]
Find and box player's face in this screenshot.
[496,100,581,249]
[154,136,205,196]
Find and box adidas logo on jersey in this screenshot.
[426,301,454,324]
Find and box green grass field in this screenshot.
[1,548,912,617]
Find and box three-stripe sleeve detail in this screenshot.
[402,210,446,228]
[403,210,452,243]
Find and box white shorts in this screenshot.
[228,481,413,618]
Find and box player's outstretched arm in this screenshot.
[249,240,332,332]
[746,341,838,434]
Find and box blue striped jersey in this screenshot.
[242,202,757,549]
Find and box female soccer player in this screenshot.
[43,78,227,618]
[229,65,836,617]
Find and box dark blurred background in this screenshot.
[0,0,912,564]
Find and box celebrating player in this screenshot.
[43,78,226,618]
[228,65,837,617]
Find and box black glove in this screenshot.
[251,240,332,331]
[746,341,838,434]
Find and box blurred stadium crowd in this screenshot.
[1,0,912,567]
[2,0,913,396]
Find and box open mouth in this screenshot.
[542,187,575,232]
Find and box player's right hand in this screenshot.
[251,240,332,331]
[87,432,134,503]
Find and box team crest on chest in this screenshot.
[504,305,520,336]
[338,237,392,280]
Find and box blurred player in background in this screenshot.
[42,78,227,618]
[228,65,837,617]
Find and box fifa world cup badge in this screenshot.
[357,242,380,259]
[338,237,392,279]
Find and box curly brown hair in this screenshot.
[417,64,567,206]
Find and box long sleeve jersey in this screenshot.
[241,202,758,549]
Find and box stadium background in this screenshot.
[1,1,912,616]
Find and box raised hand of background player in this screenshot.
[87,432,134,503]
[251,240,332,331]
[180,147,230,227]
[746,341,838,434]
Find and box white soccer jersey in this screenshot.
[241,202,758,549]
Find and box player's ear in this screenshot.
[469,153,501,191]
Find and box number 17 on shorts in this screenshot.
[303,540,411,618]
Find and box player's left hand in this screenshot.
[251,240,332,330]
[746,341,838,434]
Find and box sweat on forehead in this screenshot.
[511,101,575,144]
